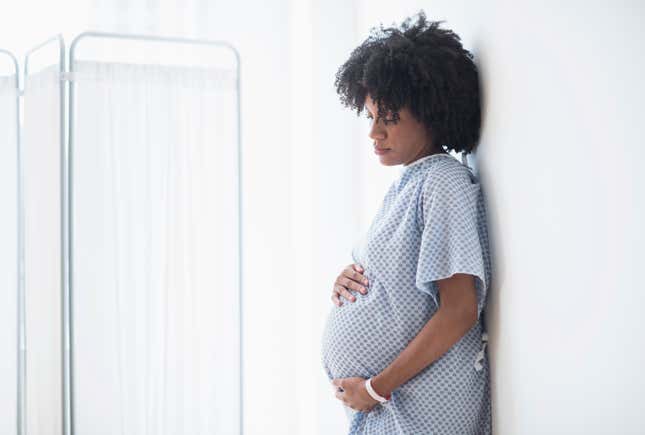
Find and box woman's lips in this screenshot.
[374,148,390,155]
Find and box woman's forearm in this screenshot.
[371,305,477,398]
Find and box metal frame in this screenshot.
[67,31,242,435]
[22,33,66,435]
[1,47,22,435]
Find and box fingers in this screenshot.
[331,286,343,306]
[337,284,357,302]
[344,265,369,294]
[333,394,375,413]
[332,263,369,306]
[333,379,346,402]
[340,276,368,297]
[331,284,353,306]
[331,377,376,413]
[340,266,368,294]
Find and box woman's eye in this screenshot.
[366,115,396,125]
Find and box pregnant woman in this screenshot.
[320,11,492,434]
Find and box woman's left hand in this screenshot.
[331,377,379,412]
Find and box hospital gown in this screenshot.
[320,153,492,434]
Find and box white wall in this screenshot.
[288,1,363,433]
[478,2,645,433]
[357,1,645,433]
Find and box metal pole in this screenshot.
[1,46,22,435]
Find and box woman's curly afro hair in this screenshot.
[334,10,481,155]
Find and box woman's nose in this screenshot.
[368,123,386,141]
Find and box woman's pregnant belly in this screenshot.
[320,270,434,381]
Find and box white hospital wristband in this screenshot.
[365,377,390,403]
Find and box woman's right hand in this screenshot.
[331,264,369,306]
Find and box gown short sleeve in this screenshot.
[414,165,489,321]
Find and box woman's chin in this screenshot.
[376,154,398,165]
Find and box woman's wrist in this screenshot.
[370,372,394,399]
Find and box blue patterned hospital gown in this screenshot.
[321,153,492,434]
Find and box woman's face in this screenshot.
[364,93,436,166]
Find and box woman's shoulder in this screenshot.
[420,156,478,195]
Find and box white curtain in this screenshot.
[70,60,240,435]
[22,63,64,435]
[0,72,18,435]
